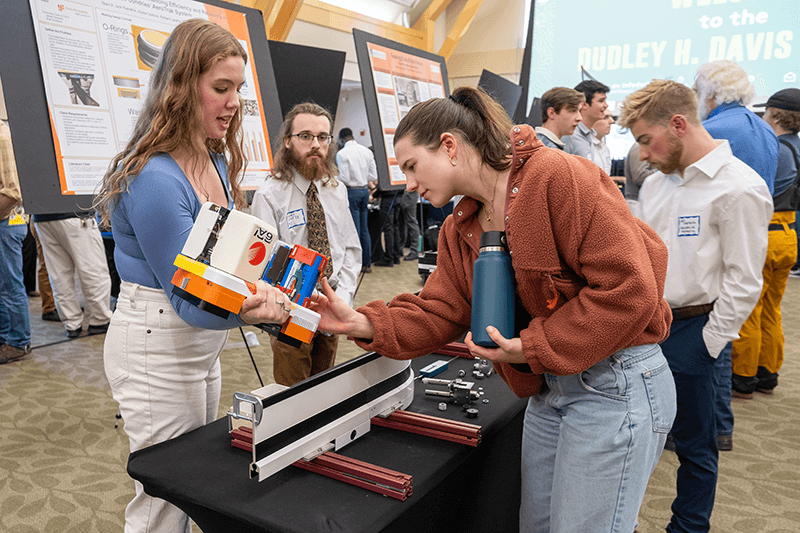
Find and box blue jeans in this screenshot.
[715,342,733,437]
[346,188,371,268]
[520,343,676,533]
[662,314,726,533]
[0,219,31,348]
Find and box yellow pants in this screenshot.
[732,211,797,377]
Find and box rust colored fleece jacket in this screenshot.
[355,125,672,397]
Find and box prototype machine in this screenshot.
[171,202,326,347]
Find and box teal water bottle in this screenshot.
[471,231,515,347]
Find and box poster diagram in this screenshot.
[28,0,273,195]
[366,42,445,186]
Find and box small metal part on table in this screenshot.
[438,402,447,411]
[465,408,479,419]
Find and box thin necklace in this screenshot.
[484,174,500,222]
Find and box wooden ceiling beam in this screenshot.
[438,0,482,61]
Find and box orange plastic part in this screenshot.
[282,319,314,344]
[171,269,246,314]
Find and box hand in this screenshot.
[464,327,525,364]
[308,278,374,339]
[239,280,292,325]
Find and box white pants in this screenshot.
[35,217,113,331]
[104,282,228,533]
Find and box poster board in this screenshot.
[353,29,450,192]
[0,0,283,215]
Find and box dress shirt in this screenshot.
[635,140,773,359]
[592,135,612,174]
[563,121,597,160]
[335,140,377,189]
[0,121,22,220]
[534,126,565,150]
[704,102,778,194]
[250,170,361,306]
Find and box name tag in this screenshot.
[677,216,700,237]
[287,208,306,229]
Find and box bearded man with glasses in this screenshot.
[251,102,361,386]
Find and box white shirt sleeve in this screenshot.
[702,183,772,358]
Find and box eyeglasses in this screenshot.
[290,132,333,145]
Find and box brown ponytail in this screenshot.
[393,86,513,171]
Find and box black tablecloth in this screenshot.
[127,354,528,533]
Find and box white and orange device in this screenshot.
[171,202,324,347]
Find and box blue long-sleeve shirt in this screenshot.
[111,152,246,329]
[703,102,778,194]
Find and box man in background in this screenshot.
[251,103,361,386]
[564,80,609,160]
[534,86,584,151]
[0,115,31,364]
[621,79,772,533]
[692,59,779,448]
[336,127,377,273]
[592,109,614,175]
[34,210,113,339]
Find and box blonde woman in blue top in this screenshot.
[94,19,290,533]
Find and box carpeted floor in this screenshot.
[2,254,799,532]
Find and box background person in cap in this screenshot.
[762,89,800,280]
[733,88,800,397]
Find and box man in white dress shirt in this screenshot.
[336,128,377,273]
[620,80,772,533]
[592,109,614,175]
[251,103,361,386]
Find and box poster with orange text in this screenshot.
[28,0,273,194]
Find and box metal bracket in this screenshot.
[229,392,263,426]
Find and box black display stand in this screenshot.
[127,354,527,533]
[478,69,523,121]
[267,40,346,129]
[0,0,283,215]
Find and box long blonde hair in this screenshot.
[94,19,247,225]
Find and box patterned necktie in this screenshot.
[306,182,333,279]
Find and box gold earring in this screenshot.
[449,155,458,166]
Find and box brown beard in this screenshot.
[657,132,684,175]
[287,145,327,182]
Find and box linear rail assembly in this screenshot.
[228,352,414,482]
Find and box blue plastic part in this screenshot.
[419,360,449,378]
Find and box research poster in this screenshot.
[366,42,445,186]
[528,0,798,109]
[28,0,273,195]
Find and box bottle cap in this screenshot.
[479,231,507,251]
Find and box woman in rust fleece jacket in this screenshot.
[312,87,676,533]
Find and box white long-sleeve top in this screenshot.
[250,170,362,306]
[635,140,772,359]
[335,140,377,188]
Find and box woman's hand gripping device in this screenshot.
[171,202,327,348]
